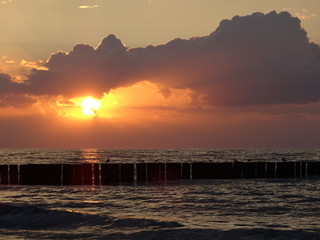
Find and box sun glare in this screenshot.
[55,81,192,120]
[81,97,101,115]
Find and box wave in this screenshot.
[109,217,183,229]
[0,203,109,230]
[102,228,320,240]
[0,203,184,233]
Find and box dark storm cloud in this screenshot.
[1,11,320,107]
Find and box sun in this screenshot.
[81,97,101,116]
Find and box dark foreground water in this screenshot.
[1,149,320,239]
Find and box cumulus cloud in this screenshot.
[0,74,23,95]
[1,11,320,107]
[23,35,131,97]
[0,74,36,107]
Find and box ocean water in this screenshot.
[1,149,320,240]
[1,148,320,165]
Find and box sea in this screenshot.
[1,148,320,240]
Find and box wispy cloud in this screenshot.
[295,11,317,20]
[283,8,318,20]
[78,5,98,9]
[20,60,48,71]
[1,0,14,5]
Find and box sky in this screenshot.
[0,0,320,148]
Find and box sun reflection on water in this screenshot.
[80,149,101,163]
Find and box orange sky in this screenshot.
[0,2,320,148]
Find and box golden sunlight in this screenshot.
[51,81,194,120]
[81,97,101,115]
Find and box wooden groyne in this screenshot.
[0,162,319,185]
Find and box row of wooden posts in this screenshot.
[0,162,319,185]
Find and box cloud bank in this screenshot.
[1,11,320,107]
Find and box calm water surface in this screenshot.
[1,149,320,239]
[0,148,320,164]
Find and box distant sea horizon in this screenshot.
[1,148,320,165]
